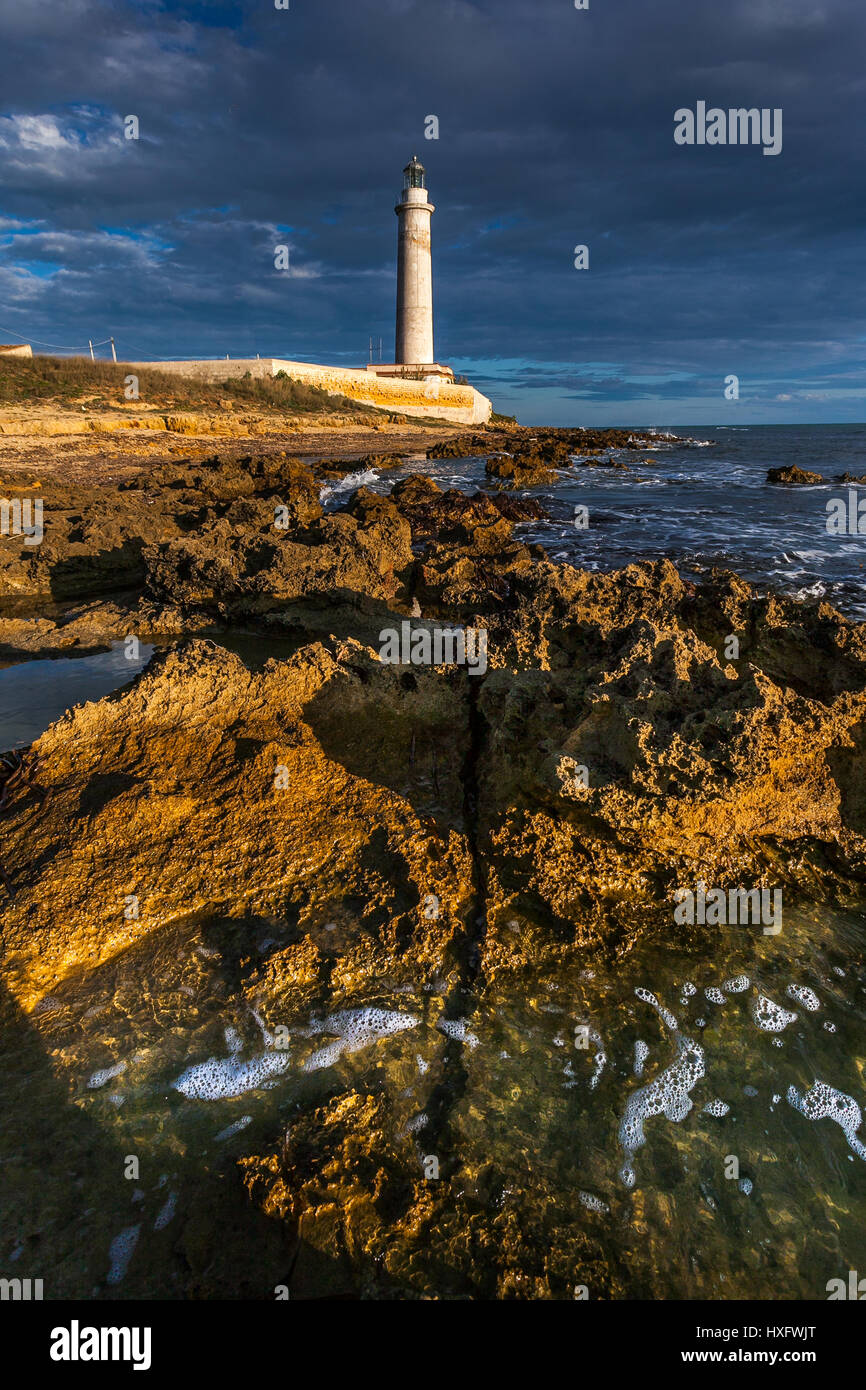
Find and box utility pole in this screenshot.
[110,337,117,363]
[88,340,94,361]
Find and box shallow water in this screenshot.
[0,630,303,752]
[454,903,866,1299]
[0,642,154,750]
[2,884,864,1298]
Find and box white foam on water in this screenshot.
[704,987,725,1005]
[578,1191,609,1214]
[618,1032,705,1188]
[437,1017,480,1048]
[249,1007,275,1047]
[214,1116,253,1142]
[634,1040,649,1078]
[224,1027,244,1053]
[695,1017,707,1028]
[575,1019,606,1089]
[739,1178,753,1196]
[588,1028,606,1090]
[635,987,678,1031]
[703,1099,730,1117]
[87,1061,127,1090]
[752,994,798,1032]
[319,468,379,501]
[303,1040,346,1072]
[786,984,820,1012]
[722,975,750,994]
[744,1085,758,1097]
[303,1007,421,1071]
[324,1006,420,1042]
[175,1048,291,1099]
[153,1192,177,1231]
[107,1225,140,1285]
[824,1022,837,1033]
[787,1080,866,1161]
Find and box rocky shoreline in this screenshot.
[2,424,866,1298]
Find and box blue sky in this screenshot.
[0,0,864,425]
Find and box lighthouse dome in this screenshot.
[403,155,426,190]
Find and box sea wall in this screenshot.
[126,357,493,425]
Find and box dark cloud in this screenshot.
[0,0,864,423]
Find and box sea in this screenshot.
[322,423,866,621]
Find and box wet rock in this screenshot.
[427,433,493,459]
[427,426,679,462]
[767,465,825,485]
[485,454,560,488]
[239,1088,620,1299]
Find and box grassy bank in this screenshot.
[0,354,385,417]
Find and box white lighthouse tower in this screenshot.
[395,154,435,366]
[365,155,487,412]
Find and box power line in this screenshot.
[0,310,113,352]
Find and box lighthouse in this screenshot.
[395,155,435,365]
[358,158,490,421]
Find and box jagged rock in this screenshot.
[143,488,413,617]
[0,638,475,1009]
[4,433,866,1300]
[485,454,560,488]
[767,465,825,485]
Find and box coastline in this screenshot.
[1,408,865,1297]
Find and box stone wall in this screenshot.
[126,357,493,425]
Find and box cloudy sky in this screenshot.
[0,0,863,425]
